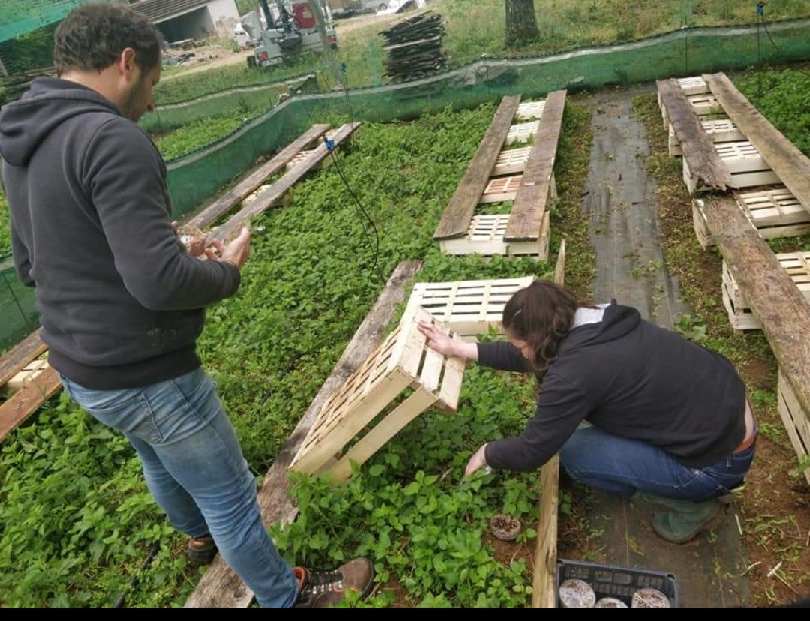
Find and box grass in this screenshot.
[151,111,255,160]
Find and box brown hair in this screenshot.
[54,4,162,76]
[502,280,579,382]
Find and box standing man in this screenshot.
[0,4,372,608]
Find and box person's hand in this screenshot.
[220,227,251,270]
[201,238,224,261]
[465,444,489,478]
[418,321,457,358]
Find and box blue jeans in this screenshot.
[60,368,299,608]
[560,426,755,502]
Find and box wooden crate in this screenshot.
[668,118,745,157]
[506,121,540,146]
[289,310,466,482]
[688,93,722,116]
[715,140,781,188]
[439,212,551,259]
[660,76,709,122]
[5,358,49,393]
[402,276,534,338]
[721,253,810,331]
[481,174,524,203]
[516,100,546,121]
[493,147,532,176]
[777,370,810,486]
[736,186,810,240]
[691,199,715,250]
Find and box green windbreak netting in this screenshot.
[3,17,810,351]
[0,260,38,354]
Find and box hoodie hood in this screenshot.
[0,78,119,167]
[560,303,641,352]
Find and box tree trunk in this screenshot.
[505,0,539,46]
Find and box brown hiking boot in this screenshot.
[186,534,217,565]
[293,558,375,608]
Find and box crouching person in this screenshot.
[419,280,756,544]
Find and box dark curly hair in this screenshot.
[54,4,162,76]
[502,280,580,383]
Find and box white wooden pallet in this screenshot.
[289,309,466,481]
[683,140,781,193]
[679,76,710,96]
[516,100,546,121]
[402,276,535,338]
[722,253,810,332]
[5,359,49,393]
[481,174,524,203]
[688,94,722,116]
[493,147,532,176]
[668,118,745,156]
[286,148,321,171]
[439,212,551,259]
[506,121,540,146]
[736,186,810,239]
[777,370,810,486]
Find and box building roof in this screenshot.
[130,0,212,24]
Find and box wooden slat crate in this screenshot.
[516,100,546,121]
[679,76,710,96]
[439,212,550,259]
[506,121,540,146]
[668,118,746,156]
[683,140,780,193]
[5,359,49,393]
[736,186,810,239]
[289,309,466,481]
[481,174,524,203]
[777,370,810,486]
[286,148,320,171]
[721,252,810,331]
[401,276,534,338]
[688,93,722,116]
[493,147,532,176]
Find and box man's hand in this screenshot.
[465,444,489,478]
[220,227,251,270]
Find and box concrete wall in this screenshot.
[206,0,240,37]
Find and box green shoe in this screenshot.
[650,499,723,545]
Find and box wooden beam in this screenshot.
[0,367,61,441]
[505,90,566,242]
[211,123,361,242]
[433,96,522,240]
[657,79,731,192]
[702,195,810,417]
[185,124,331,230]
[0,329,47,390]
[532,239,565,609]
[704,73,810,217]
[185,260,423,608]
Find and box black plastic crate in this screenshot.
[556,559,679,608]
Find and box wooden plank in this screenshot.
[705,73,810,218]
[657,79,732,192]
[185,124,330,230]
[433,96,521,240]
[0,329,47,390]
[329,388,437,482]
[505,90,566,241]
[7,359,50,393]
[185,260,422,608]
[211,123,361,242]
[0,367,61,441]
[532,242,564,609]
[777,371,810,486]
[702,195,810,417]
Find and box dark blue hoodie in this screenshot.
[0,78,240,389]
[479,304,747,469]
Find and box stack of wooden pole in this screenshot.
[381,12,446,83]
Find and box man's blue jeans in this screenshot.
[560,426,755,501]
[60,368,299,608]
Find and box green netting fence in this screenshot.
[3,17,810,351]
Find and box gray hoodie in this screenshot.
[0,78,240,390]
